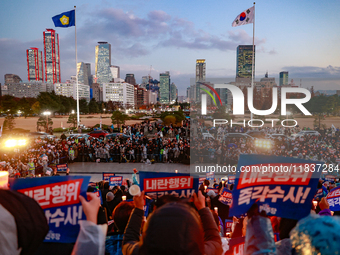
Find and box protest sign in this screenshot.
[228,175,235,185]
[314,188,326,200]
[206,171,215,182]
[199,177,205,186]
[225,219,233,233]
[229,154,323,220]
[326,186,340,211]
[218,187,233,206]
[103,173,115,182]
[225,237,245,255]
[139,171,199,199]
[10,175,90,243]
[325,175,336,182]
[109,176,123,186]
[56,163,68,172]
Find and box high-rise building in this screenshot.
[196,59,206,82]
[125,74,136,85]
[102,82,135,108]
[110,65,120,80]
[43,29,60,84]
[26,48,44,81]
[5,74,22,84]
[170,82,178,102]
[236,45,255,78]
[279,71,288,86]
[3,81,53,98]
[95,42,112,84]
[54,83,90,102]
[160,72,170,104]
[77,62,91,85]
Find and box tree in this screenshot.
[18,97,32,118]
[79,99,89,114]
[67,114,78,128]
[31,101,41,114]
[111,111,129,129]
[3,115,15,130]
[37,116,53,132]
[0,95,18,114]
[89,98,99,113]
[163,115,177,125]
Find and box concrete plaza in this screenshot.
[69,162,190,182]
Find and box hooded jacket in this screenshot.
[122,203,222,255]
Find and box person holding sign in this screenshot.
[122,190,223,255]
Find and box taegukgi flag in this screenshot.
[232,6,254,27]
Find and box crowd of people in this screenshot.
[2,175,340,255]
[0,120,191,177]
[191,123,340,167]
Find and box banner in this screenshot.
[109,176,123,186]
[229,154,323,220]
[326,186,340,211]
[103,173,115,182]
[56,163,68,172]
[139,171,199,199]
[218,187,233,206]
[228,175,235,185]
[10,176,90,243]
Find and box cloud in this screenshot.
[282,65,340,78]
[0,7,269,87]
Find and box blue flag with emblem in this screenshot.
[52,10,75,28]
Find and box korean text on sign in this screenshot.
[18,179,83,209]
[144,176,193,192]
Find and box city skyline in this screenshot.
[1,0,340,96]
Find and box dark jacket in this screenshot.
[105,233,124,255]
[122,203,223,255]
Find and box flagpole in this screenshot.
[75,5,80,127]
[251,2,255,121]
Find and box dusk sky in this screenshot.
[1,0,340,95]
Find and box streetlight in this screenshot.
[17,110,22,117]
[43,111,51,133]
[71,110,75,114]
[103,108,106,115]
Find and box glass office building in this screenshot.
[236,45,255,78]
[95,42,112,84]
[160,72,170,104]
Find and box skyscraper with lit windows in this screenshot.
[236,45,255,78]
[160,71,170,104]
[26,47,44,81]
[95,42,112,84]
[43,29,60,83]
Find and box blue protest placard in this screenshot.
[314,188,326,200]
[229,154,323,220]
[206,171,215,182]
[103,173,115,182]
[228,175,235,185]
[326,186,340,211]
[218,187,233,206]
[109,176,123,186]
[325,175,336,182]
[139,171,199,200]
[56,163,68,172]
[9,175,90,243]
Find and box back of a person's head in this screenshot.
[154,195,181,209]
[106,191,114,202]
[140,202,205,255]
[112,201,134,232]
[279,217,298,240]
